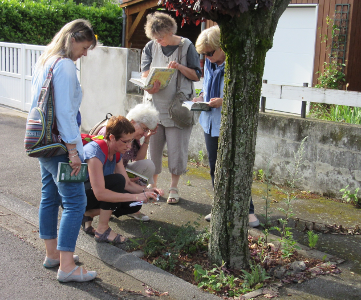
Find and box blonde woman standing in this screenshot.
[29,19,97,282]
[141,12,201,204]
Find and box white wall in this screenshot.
[80,46,141,132]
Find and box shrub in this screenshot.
[0,0,122,47]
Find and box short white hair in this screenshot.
[126,103,160,130]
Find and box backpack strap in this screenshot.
[93,139,121,164]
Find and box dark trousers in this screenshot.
[85,174,141,218]
[204,130,254,214]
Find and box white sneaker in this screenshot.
[128,212,150,222]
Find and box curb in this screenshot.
[0,192,221,300]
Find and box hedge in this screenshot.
[0,0,123,47]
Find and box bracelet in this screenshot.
[68,148,77,153]
[143,188,147,200]
[69,153,79,158]
[143,141,149,145]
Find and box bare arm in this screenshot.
[134,126,158,161]
[168,61,199,81]
[88,157,156,203]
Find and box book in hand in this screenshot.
[126,168,149,185]
[182,101,211,111]
[57,162,88,182]
[129,67,176,90]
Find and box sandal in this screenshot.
[94,227,127,245]
[82,215,95,236]
[167,187,179,204]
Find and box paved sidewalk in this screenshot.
[1,105,361,299]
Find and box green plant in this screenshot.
[153,252,177,271]
[0,0,123,46]
[340,185,360,205]
[275,137,307,258]
[315,16,346,90]
[307,230,319,249]
[329,105,361,125]
[257,169,265,181]
[260,163,273,231]
[315,58,346,90]
[128,222,166,257]
[194,263,250,297]
[186,180,192,186]
[198,150,204,163]
[241,263,270,289]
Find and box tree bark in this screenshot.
[209,1,290,269]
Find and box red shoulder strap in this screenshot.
[93,139,109,163]
[82,133,121,164]
[93,139,121,164]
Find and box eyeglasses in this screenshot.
[139,123,149,133]
[202,50,216,57]
[119,138,134,145]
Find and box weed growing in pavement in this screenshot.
[194,262,252,297]
[307,230,319,249]
[198,150,205,164]
[186,180,192,186]
[241,262,270,289]
[128,222,166,257]
[274,137,308,258]
[258,169,265,181]
[340,185,360,206]
[129,221,209,272]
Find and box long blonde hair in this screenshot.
[37,19,97,67]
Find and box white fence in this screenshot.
[0,42,80,112]
[1,41,361,116]
[0,43,45,111]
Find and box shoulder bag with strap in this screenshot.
[24,57,68,158]
[168,39,195,128]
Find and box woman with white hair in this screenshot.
[92,103,160,222]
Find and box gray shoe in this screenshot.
[57,266,97,283]
[43,255,79,268]
[249,216,260,228]
[204,213,211,222]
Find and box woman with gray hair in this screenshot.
[141,11,201,204]
[96,103,161,221]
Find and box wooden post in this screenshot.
[261,80,267,112]
[301,82,308,118]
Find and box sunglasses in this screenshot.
[202,50,216,57]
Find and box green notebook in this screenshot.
[126,168,148,185]
[57,162,88,182]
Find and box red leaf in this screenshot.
[176,10,179,16]
[181,18,185,27]
[195,19,201,26]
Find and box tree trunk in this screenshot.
[209,10,277,269]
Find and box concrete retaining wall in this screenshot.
[79,46,360,198]
[255,112,361,198]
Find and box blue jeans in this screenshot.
[204,130,255,215]
[38,154,86,252]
